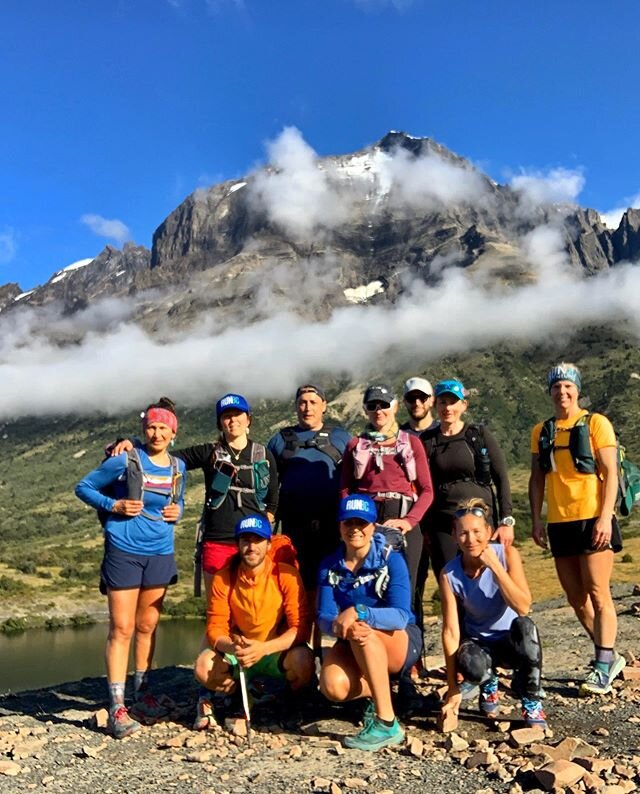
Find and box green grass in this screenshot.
[1,326,639,613]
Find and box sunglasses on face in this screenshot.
[365,401,391,411]
[454,507,487,519]
[405,393,430,404]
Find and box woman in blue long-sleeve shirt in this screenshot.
[317,494,422,752]
[75,397,186,739]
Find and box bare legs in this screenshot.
[319,629,409,721]
[194,645,314,693]
[106,586,167,684]
[554,550,616,647]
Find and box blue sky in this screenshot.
[2,0,639,290]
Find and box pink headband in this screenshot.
[142,408,178,433]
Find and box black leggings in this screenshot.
[374,499,423,596]
[456,616,543,699]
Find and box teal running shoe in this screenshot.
[344,716,404,751]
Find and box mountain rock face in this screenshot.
[2,133,638,329]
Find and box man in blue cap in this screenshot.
[193,513,314,727]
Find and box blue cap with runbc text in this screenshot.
[338,494,378,524]
[216,393,251,420]
[435,379,466,401]
[235,514,272,540]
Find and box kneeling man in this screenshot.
[194,513,314,728]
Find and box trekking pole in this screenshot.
[238,665,252,747]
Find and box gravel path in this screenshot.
[1,586,639,794]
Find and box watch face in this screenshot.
[502,517,516,527]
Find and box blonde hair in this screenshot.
[453,497,491,526]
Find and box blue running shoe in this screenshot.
[521,697,547,729]
[344,717,405,751]
[479,674,500,715]
[580,654,626,696]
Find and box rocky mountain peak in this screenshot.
[2,134,638,331]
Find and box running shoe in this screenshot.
[479,674,500,715]
[344,717,405,751]
[521,697,547,729]
[580,653,626,696]
[108,705,141,739]
[130,691,169,720]
[192,697,218,731]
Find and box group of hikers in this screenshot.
[75,363,626,751]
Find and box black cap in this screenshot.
[363,384,396,404]
[295,384,326,401]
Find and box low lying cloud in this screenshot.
[600,191,640,229]
[2,130,636,421]
[1,241,638,419]
[80,214,130,244]
[0,227,17,265]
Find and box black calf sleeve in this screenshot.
[510,616,543,698]
[456,640,494,685]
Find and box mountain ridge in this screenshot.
[3,131,640,324]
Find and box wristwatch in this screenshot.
[355,604,368,621]
[501,516,516,528]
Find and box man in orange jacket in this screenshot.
[193,514,314,728]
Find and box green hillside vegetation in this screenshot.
[1,328,639,630]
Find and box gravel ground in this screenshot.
[1,585,640,794]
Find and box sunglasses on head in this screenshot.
[405,392,430,404]
[365,401,391,411]
[454,507,487,519]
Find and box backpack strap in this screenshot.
[169,454,181,503]
[125,447,145,500]
[279,428,300,461]
[464,424,492,487]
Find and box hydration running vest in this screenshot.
[352,429,417,483]
[422,424,492,487]
[537,413,597,475]
[206,442,270,511]
[97,447,181,527]
[278,426,343,465]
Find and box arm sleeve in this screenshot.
[279,565,311,645]
[74,454,128,513]
[172,443,213,471]
[339,438,358,499]
[404,436,435,527]
[265,447,279,515]
[484,428,513,518]
[316,565,340,634]
[205,570,233,648]
[363,551,412,631]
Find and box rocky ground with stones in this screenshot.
[1,585,640,794]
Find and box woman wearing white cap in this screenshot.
[529,363,624,696]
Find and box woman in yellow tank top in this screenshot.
[528,363,624,696]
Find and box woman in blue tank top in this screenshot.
[439,498,546,731]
